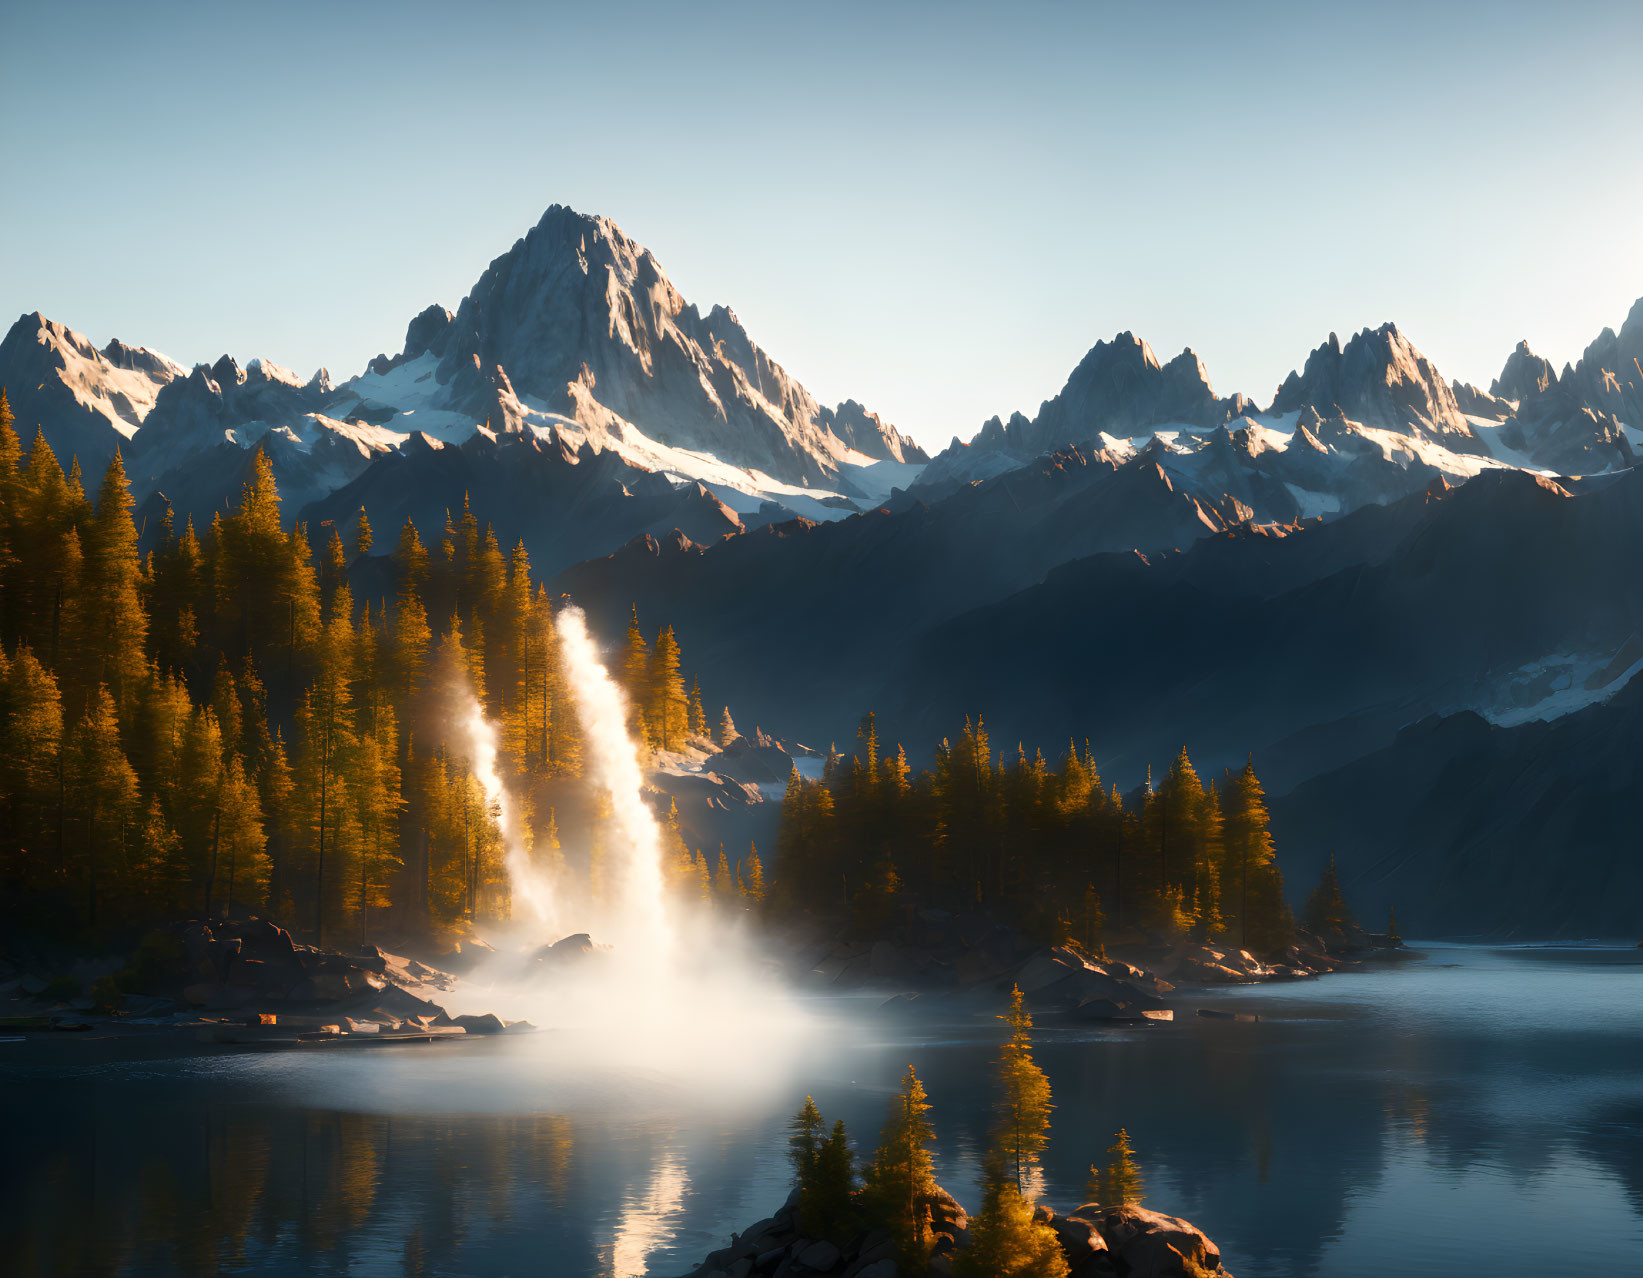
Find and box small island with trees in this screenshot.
[680,989,1232,1278]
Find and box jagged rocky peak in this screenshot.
[368,303,454,376]
[1484,298,1643,473]
[1566,295,1643,424]
[100,336,179,379]
[1451,379,1513,421]
[1269,322,1475,444]
[395,203,911,482]
[1490,339,1558,402]
[2,311,182,390]
[820,398,928,464]
[970,332,1248,460]
[208,354,244,387]
[0,311,184,464]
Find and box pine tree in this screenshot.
[12,432,87,667]
[129,666,190,818]
[1088,1129,1144,1208]
[741,844,766,903]
[131,795,186,914]
[259,726,294,918]
[352,687,402,941]
[857,711,880,785]
[789,1094,825,1189]
[1147,746,1205,928]
[215,445,318,670]
[177,706,227,913]
[215,755,267,917]
[1221,757,1291,955]
[0,645,62,879]
[0,406,21,644]
[645,625,687,751]
[323,526,348,601]
[717,706,738,748]
[955,1178,1069,1278]
[992,985,1053,1196]
[1078,884,1105,957]
[498,540,535,768]
[863,1065,938,1272]
[81,450,147,720]
[1302,853,1356,940]
[66,684,139,920]
[686,678,706,737]
[296,597,359,944]
[714,845,736,900]
[619,605,650,742]
[393,592,432,709]
[354,508,373,557]
[788,1098,856,1242]
[211,658,243,762]
[395,518,429,599]
[1193,783,1224,938]
[883,743,911,798]
[149,516,202,674]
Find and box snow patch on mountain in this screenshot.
[0,312,183,460]
[1471,648,1643,728]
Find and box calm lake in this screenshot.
[3,944,1640,1277]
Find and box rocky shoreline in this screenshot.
[679,1183,1233,1278]
[1,905,1410,1054]
[780,908,1407,1024]
[0,917,534,1051]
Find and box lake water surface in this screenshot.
[3,944,1639,1276]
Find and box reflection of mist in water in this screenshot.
[608,1148,689,1278]
[2,951,1639,1277]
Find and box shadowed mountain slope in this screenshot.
[1270,670,1643,939]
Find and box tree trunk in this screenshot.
[56,749,66,881]
[316,707,330,946]
[86,801,97,924]
[204,801,221,918]
[225,835,237,921]
[1240,844,1250,950]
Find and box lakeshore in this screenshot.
[2,944,1638,1277]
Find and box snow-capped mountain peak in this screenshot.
[0,312,182,462]
[1268,321,1474,446]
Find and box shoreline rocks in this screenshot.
[781,908,1407,1022]
[0,917,532,1049]
[677,1185,1234,1278]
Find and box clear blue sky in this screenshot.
[3,1,1640,450]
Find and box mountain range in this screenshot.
[4,203,1640,936]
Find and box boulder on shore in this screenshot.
[1088,1203,1228,1277]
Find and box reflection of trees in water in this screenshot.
[866,1012,1641,1278]
[4,1001,1637,1278]
[1580,1099,1643,1219]
[1,1100,580,1278]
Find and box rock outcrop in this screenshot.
[677,1185,1234,1278]
[1490,339,1559,403]
[0,311,182,469]
[1268,323,1476,446]
[427,205,920,483]
[0,917,537,1046]
[970,334,1249,461]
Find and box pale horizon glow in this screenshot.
[2,1,1640,451]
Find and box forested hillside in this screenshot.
[775,713,1295,957]
[0,388,741,946]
